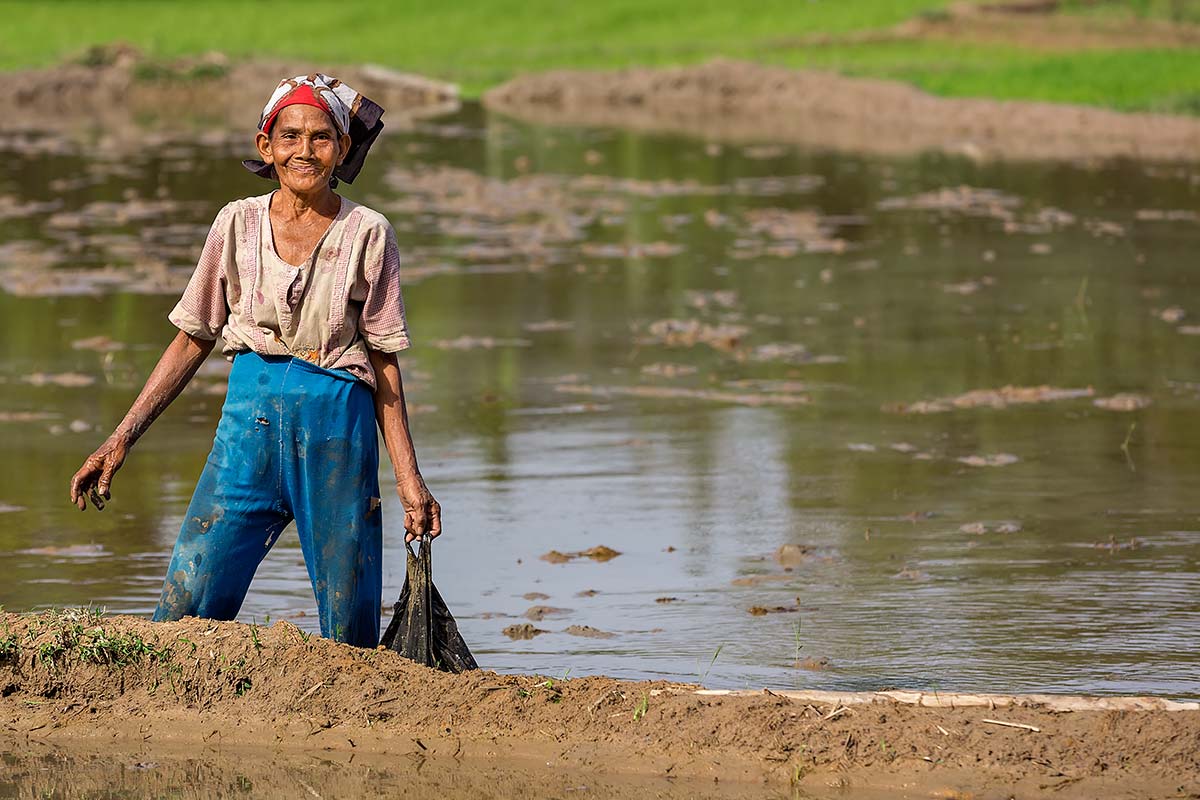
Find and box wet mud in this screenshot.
[0,613,1197,800]
[0,46,458,137]
[484,59,1200,163]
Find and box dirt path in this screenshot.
[483,58,1200,164]
[1,612,1197,798]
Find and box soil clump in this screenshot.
[0,612,1197,798]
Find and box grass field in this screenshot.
[2,0,1200,111]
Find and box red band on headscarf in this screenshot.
[262,84,335,133]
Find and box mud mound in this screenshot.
[483,59,1200,163]
[1,612,1197,797]
[1,46,458,135]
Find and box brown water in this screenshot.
[0,745,798,800]
[1,105,1199,699]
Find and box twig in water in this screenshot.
[982,718,1040,732]
[1120,422,1137,473]
[699,644,723,684]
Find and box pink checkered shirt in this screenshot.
[170,193,410,389]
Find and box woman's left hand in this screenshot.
[396,475,441,542]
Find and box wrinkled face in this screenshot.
[254,104,351,195]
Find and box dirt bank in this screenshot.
[0,46,458,135]
[483,59,1200,163]
[1,612,1197,798]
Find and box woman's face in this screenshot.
[254,104,351,196]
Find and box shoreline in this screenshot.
[483,59,1200,164]
[5,47,1200,165]
[2,612,1197,798]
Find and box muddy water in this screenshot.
[0,745,796,800]
[1,105,1199,699]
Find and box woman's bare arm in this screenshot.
[69,330,215,510]
[368,348,441,542]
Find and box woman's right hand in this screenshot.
[70,434,130,511]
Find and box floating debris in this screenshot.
[555,383,810,408]
[1094,394,1152,412]
[22,372,95,388]
[522,592,550,601]
[429,336,532,350]
[70,335,126,352]
[794,657,831,671]
[655,597,681,604]
[892,568,929,581]
[502,623,547,640]
[731,574,794,587]
[523,606,571,621]
[960,521,1022,535]
[575,589,599,598]
[877,186,1021,218]
[748,604,799,616]
[742,208,847,253]
[0,411,57,423]
[18,544,107,558]
[522,319,574,333]
[683,289,738,310]
[774,544,814,567]
[581,241,683,259]
[747,342,838,365]
[1136,208,1198,223]
[886,385,1094,414]
[957,454,1020,468]
[1094,536,1142,553]
[643,318,748,352]
[540,546,621,564]
[640,362,698,378]
[1158,307,1186,324]
[564,625,616,639]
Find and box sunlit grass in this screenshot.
[2,0,1200,110]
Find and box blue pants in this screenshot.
[153,352,383,647]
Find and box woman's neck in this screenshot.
[272,185,340,220]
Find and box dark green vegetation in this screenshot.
[2,0,1200,111]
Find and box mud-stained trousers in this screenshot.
[153,352,383,647]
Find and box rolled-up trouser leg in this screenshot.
[154,353,292,622]
[279,357,383,648]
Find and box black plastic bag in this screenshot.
[380,536,478,672]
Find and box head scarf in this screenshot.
[242,73,384,186]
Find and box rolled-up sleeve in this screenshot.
[169,205,233,340]
[359,225,411,353]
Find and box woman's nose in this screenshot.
[299,136,314,158]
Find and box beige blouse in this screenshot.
[169,192,410,389]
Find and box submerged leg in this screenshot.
[154,354,291,622]
[282,363,383,647]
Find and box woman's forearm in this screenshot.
[368,348,420,481]
[115,330,215,446]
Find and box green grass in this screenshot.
[0,0,951,90]
[2,0,1200,110]
[767,40,1200,113]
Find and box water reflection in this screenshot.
[0,103,1198,696]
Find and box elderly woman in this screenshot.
[68,74,439,648]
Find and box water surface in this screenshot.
[1,104,1198,697]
